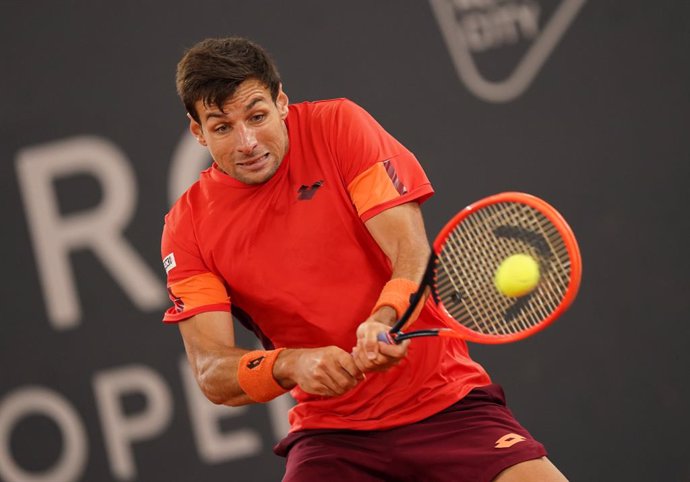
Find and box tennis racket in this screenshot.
[378,192,582,344]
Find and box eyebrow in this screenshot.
[245,96,266,111]
[203,96,268,122]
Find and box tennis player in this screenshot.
[162,36,568,481]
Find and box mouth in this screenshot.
[237,152,270,171]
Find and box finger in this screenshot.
[365,339,410,371]
[352,346,377,372]
[321,361,361,395]
[363,332,388,360]
[302,379,336,397]
[378,339,410,358]
[340,353,366,380]
[359,327,382,361]
[352,348,393,372]
[312,371,343,396]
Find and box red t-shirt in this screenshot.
[162,99,490,431]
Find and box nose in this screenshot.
[236,124,258,155]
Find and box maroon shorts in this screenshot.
[275,384,546,482]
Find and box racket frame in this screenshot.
[384,192,582,345]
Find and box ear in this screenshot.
[188,113,207,146]
[276,84,289,119]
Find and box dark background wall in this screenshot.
[1,1,688,481]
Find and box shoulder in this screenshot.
[287,99,379,144]
[164,172,208,231]
[165,191,192,236]
[288,98,368,121]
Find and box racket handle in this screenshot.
[376,332,396,344]
[381,328,462,343]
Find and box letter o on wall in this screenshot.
[0,387,87,482]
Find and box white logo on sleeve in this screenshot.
[163,253,177,273]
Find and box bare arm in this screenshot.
[178,311,253,406]
[366,202,431,289]
[180,311,365,406]
[353,201,431,372]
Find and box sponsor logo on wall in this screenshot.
[429,0,586,102]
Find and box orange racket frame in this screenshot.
[381,192,582,345]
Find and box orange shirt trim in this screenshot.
[347,162,402,217]
[163,272,230,323]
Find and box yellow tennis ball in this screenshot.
[494,254,541,297]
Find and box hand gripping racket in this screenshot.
[378,192,582,344]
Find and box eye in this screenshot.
[214,124,229,133]
[250,113,266,122]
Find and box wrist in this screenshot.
[371,278,419,320]
[272,348,298,390]
[370,306,397,327]
[237,348,289,402]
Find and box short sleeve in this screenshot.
[160,210,231,323]
[330,100,434,221]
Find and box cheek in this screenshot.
[209,136,232,153]
[207,142,230,164]
[271,123,288,148]
[258,126,280,148]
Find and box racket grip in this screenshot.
[376,332,396,344]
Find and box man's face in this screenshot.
[190,79,289,185]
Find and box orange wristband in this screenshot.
[237,348,288,403]
[371,278,420,320]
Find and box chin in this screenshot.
[243,163,280,185]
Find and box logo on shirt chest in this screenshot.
[297,180,324,200]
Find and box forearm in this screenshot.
[183,312,363,404]
[183,340,255,406]
[388,235,430,283]
[365,201,430,286]
[354,203,430,371]
[179,311,267,406]
[192,345,313,405]
[373,238,430,327]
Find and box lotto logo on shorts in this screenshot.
[494,433,526,448]
[163,253,177,273]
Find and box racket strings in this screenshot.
[438,236,495,334]
[493,203,568,325]
[435,202,572,337]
